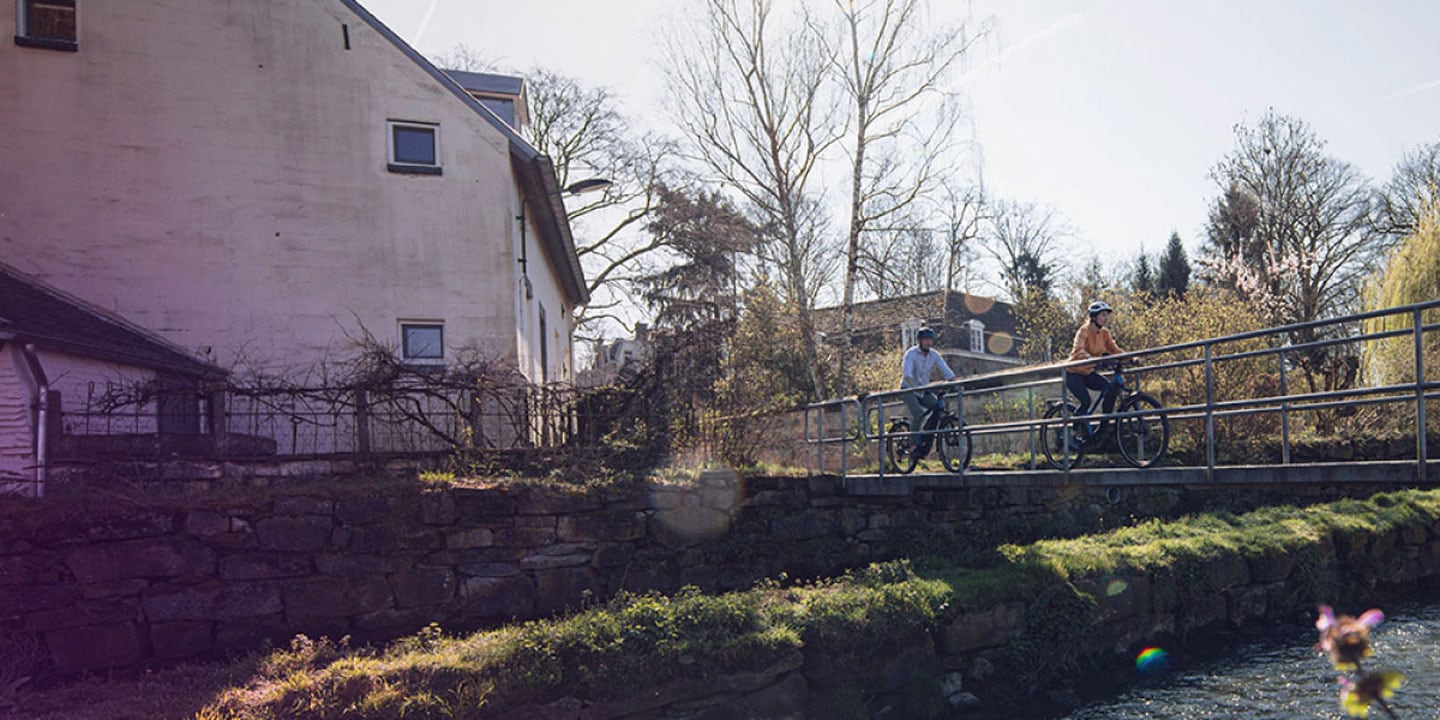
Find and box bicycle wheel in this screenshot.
[885,419,918,474]
[1040,402,1086,471]
[1116,393,1169,468]
[937,415,972,473]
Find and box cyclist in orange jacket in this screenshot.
[1065,301,1123,445]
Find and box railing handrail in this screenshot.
[806,299,1439,482]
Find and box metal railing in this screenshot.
[806,299,1440,482]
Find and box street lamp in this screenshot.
[517,177,611,296]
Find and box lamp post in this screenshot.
[517,177,611,286]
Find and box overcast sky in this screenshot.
[359,0,1440,285]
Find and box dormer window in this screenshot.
[968,319,985,353]
[16,0,77,51]
[900,318,922,348]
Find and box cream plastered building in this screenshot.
[0,0,587,392]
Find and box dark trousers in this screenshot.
[1065,371,1113,416]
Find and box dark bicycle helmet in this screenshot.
[916,327,936,340]
[1087,301,1113,318]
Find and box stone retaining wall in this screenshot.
[0,469,1413,675]
[494,506,1440,720]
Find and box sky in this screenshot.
[359,0,1440,287]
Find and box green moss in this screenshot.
[193,489,1440,718]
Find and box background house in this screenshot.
[814,290,1025,377]
[0,0,584,391]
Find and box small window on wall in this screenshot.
[400,322,444,363]
[900,318,922,349]
[387,121,441,175]
[16,0,77,50]
[969,319,985,353]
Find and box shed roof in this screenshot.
[0,261,225,379]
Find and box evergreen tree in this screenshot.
[1131,249,1155,297]
[1157,231,1191,297]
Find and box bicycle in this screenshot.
[1040,359,1169,470]
[884,389,972,474]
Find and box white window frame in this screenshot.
[968,319,985,353]
[398,320,445,365]
[900,318,922,349]
[386,120,441,174]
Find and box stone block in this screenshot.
[770,510,835,541]
[1401,525,1428,546]
[0,555,62,586]
[557,514,644,543]
[273,496,334,517]
[447,528,495,549]
[593,542,635,569]
[939,603,1026,654]
[494,526,558,548]
[25,597,141,633]
[515,491,601,516]
[283,576,392,621]
[648,488,687,510]
[315,552,416,575]
[651,507,730,549]
[0,584,73,618]
[1204,555,1251,591]
[535,567,601,616]
[460,576,535,619]
[521,553,591,571]
[457,562,521,578]
[354,606,448,635]
[144,582,281,622]
[214,614,288,651]
[419,494,459,525]
[77,579,150,599]
[255,515,333,552]
[1246,551,1297,583]
[453,490,517,518]
[151,620,213,658]
[45,621,147,673]
[87,511,177,541]
[1227,585,1268,627]
[341,526,399,553]
[807,475,842,497]
[698,486,740,511]
[335,497,393,524]
[389,569,456,608]
[65,539,216,584]
[184,510,231,536]
[220,553,313,581]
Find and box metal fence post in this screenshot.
[1028,386,1037,470]
[1416,308,1428,483]
[1278,347,1290,465]
[1205,343,1216,481]
[876,398,887,481]
[1059,367,1071,478]
[839,401,849,478]
[354,387,370,456]
[815,405,825,475]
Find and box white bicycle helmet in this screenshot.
[1087,301,1113,318]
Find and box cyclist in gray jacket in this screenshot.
[900,327,955,457]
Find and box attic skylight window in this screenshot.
[15,0,77,51]
[387,121,441,175]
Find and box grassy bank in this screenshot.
[15,488,1440,720]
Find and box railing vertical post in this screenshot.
[1059,367,1071,478]
[1416,308,1428,483]
[839,401,849,479]
[876,398,886,480]
[1278,346,1290,465]
[354,387,370,456]
[815,405,825,475]
[1028,386,1037,470]
[1205,344,1215,481]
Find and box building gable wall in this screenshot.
[0,0,571,379]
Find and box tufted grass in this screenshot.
[12,488,1440,719]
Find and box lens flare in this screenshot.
[1136,646,1170,674]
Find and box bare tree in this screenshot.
[935,181,989,292]
[431,46,681,332]
[1374,138,1440,238]
[663,0,843,398]
[826,0,991,383]
[1201,110,1380,399]
[984,199,1069,301]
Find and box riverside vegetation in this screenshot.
[11,487,1440,719]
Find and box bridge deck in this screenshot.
[842,460,1440,496]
